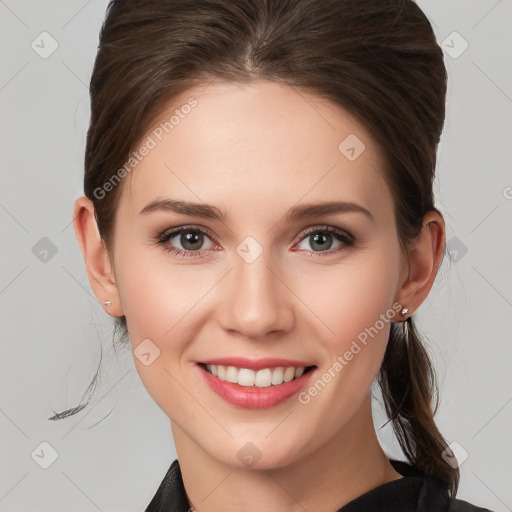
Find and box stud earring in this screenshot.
[104,300,112,307]
[401,307,409,317]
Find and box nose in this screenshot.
[215,249,295,340]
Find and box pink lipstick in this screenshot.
[195,360,317,409]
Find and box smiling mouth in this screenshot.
[198,362,317,387]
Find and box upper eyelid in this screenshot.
[159,224,215,240]
[299,225,353,237]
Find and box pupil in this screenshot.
[182,232,203,250]
[311,233,332,251]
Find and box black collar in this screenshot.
[144,458,490,512]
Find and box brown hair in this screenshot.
[49,0,458,496]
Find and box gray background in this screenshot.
[1,1,511,511]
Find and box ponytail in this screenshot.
[378,317,460,496]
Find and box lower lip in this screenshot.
[196,363,317,409]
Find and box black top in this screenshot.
[144,458,494,512]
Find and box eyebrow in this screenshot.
[139,198,374,223]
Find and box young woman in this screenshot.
[52,0,494,510]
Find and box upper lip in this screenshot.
[198,357,316,371]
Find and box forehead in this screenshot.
[119,80,393,223]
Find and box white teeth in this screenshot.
[284,367,296,382]
[226,366,238,384]
[205,364,308,387]
[254,368,272,387]
[271,367,284,385]
[238,368,260,387]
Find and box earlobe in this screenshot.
[396,210,446,314]
[72,196,124,317]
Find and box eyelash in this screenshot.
[155,224,355,259]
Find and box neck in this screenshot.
[171,394,402,512]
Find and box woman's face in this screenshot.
[111,80,407,468]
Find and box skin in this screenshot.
[74,80,445,512]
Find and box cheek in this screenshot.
[293,255,401,428]
[115,244,211,338]
[114,254,210,416]
[293,246,402,401]
[298,248,400,339]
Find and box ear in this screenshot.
[396,210,445,315]
[73,196,124,317]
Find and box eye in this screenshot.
[157,226,218,258]
[156,224,355,259]
[293,226,355,256]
